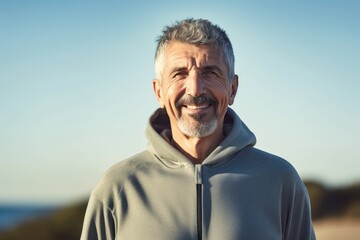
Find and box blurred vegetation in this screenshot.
[0,181,359,240]
[305,181,360,220]
[0,200,87,240]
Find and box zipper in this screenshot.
[195,164,203,240]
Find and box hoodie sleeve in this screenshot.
[80,194,116,240]
[282,176,316,240]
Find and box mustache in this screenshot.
[175,95,217,108]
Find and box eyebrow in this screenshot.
[202,65,223,75]
[202,65,221,71]
[169,67,188,76]
[169,65,224,76]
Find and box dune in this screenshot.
[314,218,360,240]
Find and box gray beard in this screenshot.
[177,115,218,138]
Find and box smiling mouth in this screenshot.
[184,104,210,109]
[176,95,216,113]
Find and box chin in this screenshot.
[177,118,218,138]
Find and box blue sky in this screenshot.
[0,0,359,204]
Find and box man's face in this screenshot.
[153,42,238,138]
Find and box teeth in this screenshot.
[186,105,208,109]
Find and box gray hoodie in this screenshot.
[80,108,316,240]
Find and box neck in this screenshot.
[171,127,224,164]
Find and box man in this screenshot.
[81,18,316,240]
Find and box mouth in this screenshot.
[180,103,214,119]
[184,104,210,110]
[176,95,216,110]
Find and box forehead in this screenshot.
[163,42,226,69]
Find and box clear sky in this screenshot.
[1,0,359,204]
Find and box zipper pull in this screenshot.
[195,164,202,184]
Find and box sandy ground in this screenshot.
[313,218,360,240]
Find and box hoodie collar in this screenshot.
[146,108,256,167]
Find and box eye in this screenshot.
[173,70,188,78]
[202,69,219,77]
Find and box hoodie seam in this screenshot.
[117,161,151,196]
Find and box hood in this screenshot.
[146,108,256,167]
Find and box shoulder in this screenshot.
[104,151,153,179]
[238,147,305,187]
[239,147,295,171]
[90,151,153,203]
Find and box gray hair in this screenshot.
[154,18,235,82]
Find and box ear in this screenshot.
[152,79,165,108]
[228,74,239,105]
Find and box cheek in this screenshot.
[211,88,232,116]
[165,83,184,104]
[210,83,231,102]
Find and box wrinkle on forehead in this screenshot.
[164,42,226,73]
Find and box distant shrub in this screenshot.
[304,181,328,219]
[305,181,360,220]
[0,200,87,240]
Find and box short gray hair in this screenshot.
[155,18,235,82]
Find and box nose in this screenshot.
[186,70,206,97]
